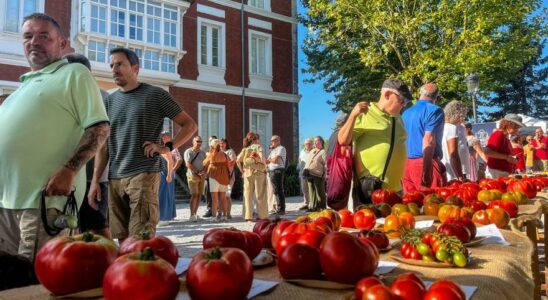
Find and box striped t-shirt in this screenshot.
[105,83,182,179]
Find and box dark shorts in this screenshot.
[79,182,109,231]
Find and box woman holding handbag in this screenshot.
[303,136,327,212]
[203,139,230,221]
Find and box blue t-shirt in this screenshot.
[402,100,445,159]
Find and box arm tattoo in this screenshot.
[64,122,110,171]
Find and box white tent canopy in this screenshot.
[519,114,547,132]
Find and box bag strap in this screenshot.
[40,190,79,236]
[380,117,396,181]
[190,151,200,164]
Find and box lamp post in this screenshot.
[465,73,480,123]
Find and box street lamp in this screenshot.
[465,73,480,123]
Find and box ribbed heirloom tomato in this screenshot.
[186,247,253,300]
[203,228,262,260]
[253,218,286,249]
[119,228,179,267]
[277,243,322,280]
[103,248,179,300]
[35,232,118,296]
[338,209,355,228]
[353,208,377,230]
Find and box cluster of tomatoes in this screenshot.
[400,228,469,268]
[355,272,466,300]
[35,230,181,300]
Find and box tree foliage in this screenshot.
[301,0,546,113]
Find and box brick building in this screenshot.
[0,0,300,159]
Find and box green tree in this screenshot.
[301,0,546,112]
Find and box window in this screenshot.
[200,23,222,67]
[249,0,270,10]
[162,117,173,136]
[3,0,41,33]
[144,50,159,71]
[249,31,272,76]
[199,103,225,140]
[249,109,272,151]
[90,0,107,34]
[129,13,143,40]
[110,9,126,38]
[163,5,177,47]
[161,54,176,73]
[88,40,106,63]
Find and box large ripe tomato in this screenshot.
[436,187,455,200]
[437,223,471,243]
[253,218,286,249]
[389,278,425,300]
[311,216,335,233]
[120,229,179,267]
[277,243,322,280]
[423,202,440,216]
[398,212,416,230]
[297,229,326,249]
[486,207,510,228]
[402,191,424,208]
[480,179,506,193]
[429,280,466,299]
[275,233,301,255]
[203,228,262,260]
[472,210,490,225]
[372,189,402,206]
[452,189,478,205]
[186,247,253,300]
[391,203,410,216]
[355,276,384,300]
[396,272,425,290]
[507,180,537,199]
[358,229,390,249]
[423,193,443,205]
[319,232,378,284]
[35,232,118,296]
[488,200,518,218]
[438,205,461,223]
[338,209,355,228]
[353,208,377,230]
[468,200,487,212]
[444,196,464,207]
[445,217,477,239]
[424,287,465,300]
[271,220,295,248]
[103,248,179,300]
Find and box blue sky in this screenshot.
[297,1,548,145]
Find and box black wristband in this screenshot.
[165,142,174,151]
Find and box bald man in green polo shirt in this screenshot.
[0,13,109,260]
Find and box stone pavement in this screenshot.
[156,196,306,258]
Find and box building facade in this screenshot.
[0,0,300,159]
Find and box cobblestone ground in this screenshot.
[156,196,305,258]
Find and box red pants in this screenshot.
[402,158,446,193]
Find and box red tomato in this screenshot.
[309,209,342,231]
[423,193,443,205]
[275,232,301,255]
[447,179,463,188]
[311,216,335,233]
[486,207,510,228]
[429,280,466,299]
[445,217,477,240]
[468,200,487,212]
[203,228,262,260]
[277,243,322,280]
[271,220,294,248]
[186,247,253,300]
[355,276,384,300]
[437,223,471,243]
[320,232,378,284]
[119,230,179,267]
[507,180,537,199]
[35,232,118,296]
[424,287,465,300]
[436,187,456,200]
[408,247,422,260]
[402,191,424,208]
[297,229,326,249]
[253,218,286,249]
[372,189,402,206]
[358,237,380,261]
[358,229,390,249]
[103,248,179,300]
[488,200,518,218]
[338,209,355,228]
[452,189,477,206]
[472,210,490,225]
[363,284,395,300]
[395,272,426,290]
[389,278,425,300]
[354,208,377,230]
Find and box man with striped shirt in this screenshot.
[88,48,197,242]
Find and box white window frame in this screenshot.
[248,29,272,91]
[248,0,271,11]
[198,103,226,140]
[197,17,226,84]
[249,109,272,152]
[0,0,45,33]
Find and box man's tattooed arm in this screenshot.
[64,122,110,171]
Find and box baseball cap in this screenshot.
[504,113,525,128]
[382,78,413,102]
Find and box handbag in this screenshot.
[354,117,396,206]
[41,190,79,236]
[326,142,353,210]
[303,150,322,181]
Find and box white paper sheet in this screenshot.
[475,224,511,246]
[424,281,477,300]
[248,278,278,298]
[415,220,434,229]
[175,257,192,275]
[374,260,399,275]
[376,218,386,225]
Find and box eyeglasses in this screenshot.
[195,140,203,143]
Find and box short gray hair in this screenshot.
[444,100,469,123]
[419,83,439,99]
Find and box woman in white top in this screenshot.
[464,123,488,182]
[441,100,470,181]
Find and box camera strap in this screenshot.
[380,117,396,181]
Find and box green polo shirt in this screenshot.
[353,102,407,192]
[0,59,108,210]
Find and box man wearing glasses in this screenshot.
[184,136,207,222]
[402,83,446,193]
[338,78,411,207]
[267,135,287,215]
